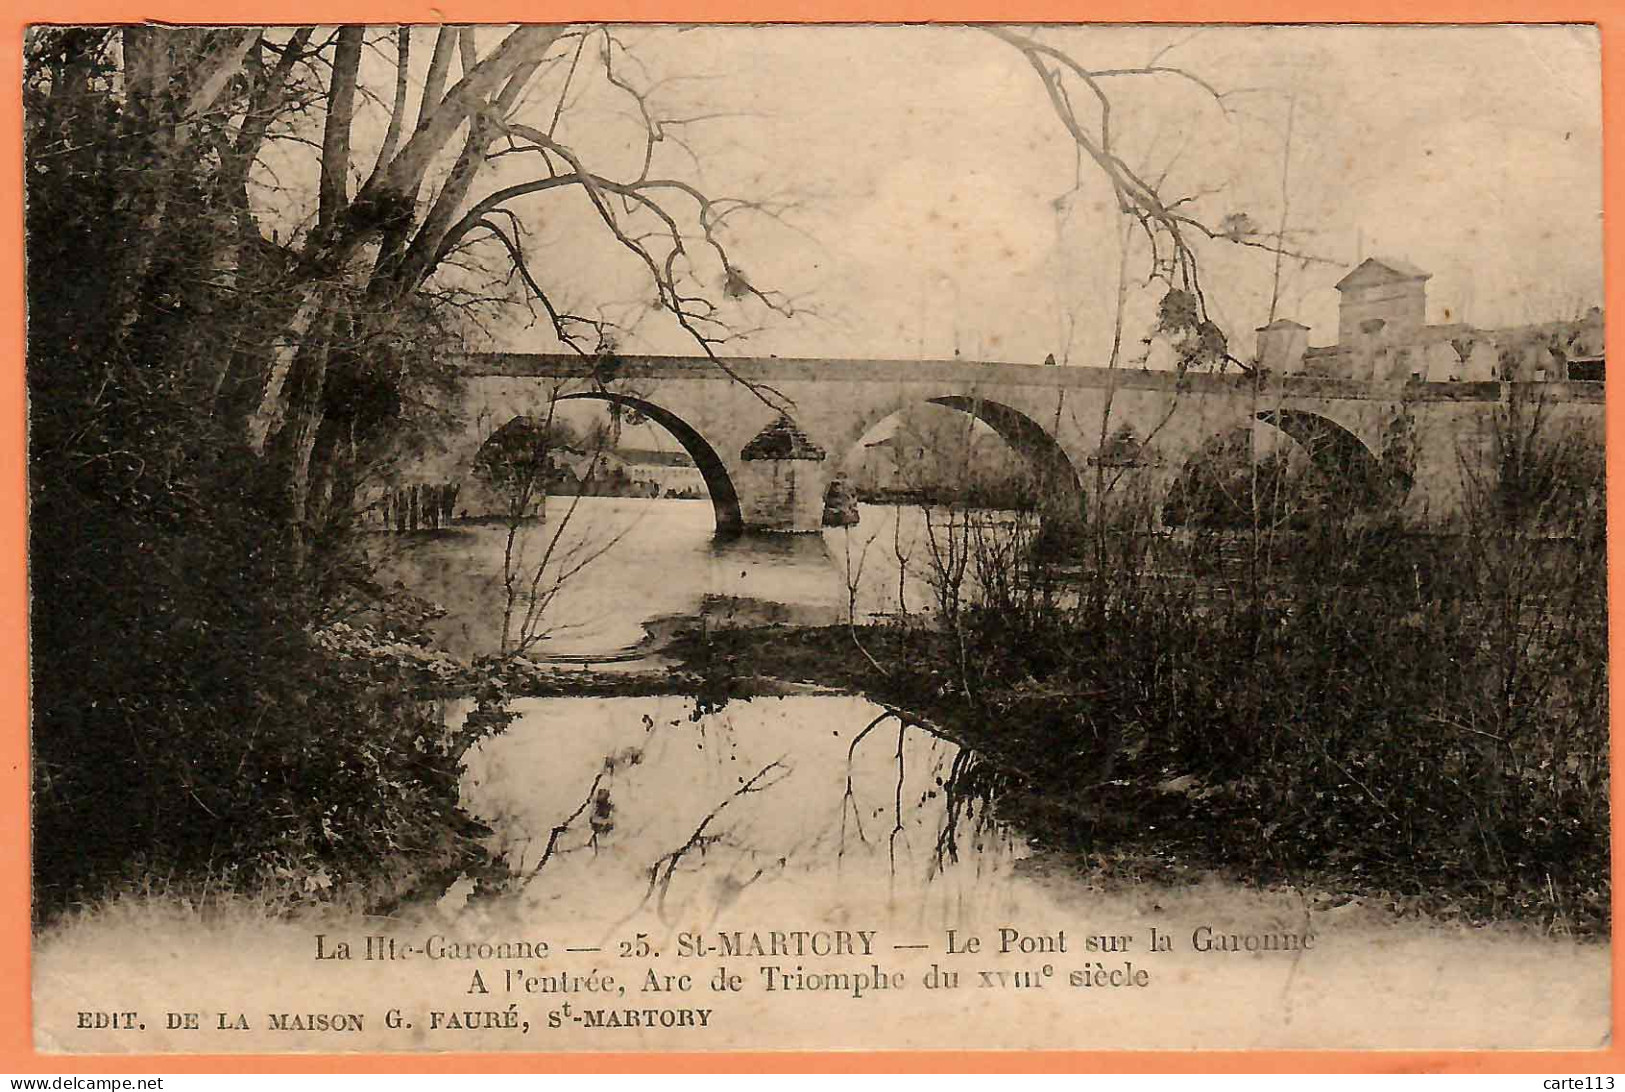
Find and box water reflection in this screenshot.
[456,694,1028,938]
[378,498,1019,662]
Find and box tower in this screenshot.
[1334,257,1430,347]
[1254,319,1309,374]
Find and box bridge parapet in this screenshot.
[455,353,1601,405]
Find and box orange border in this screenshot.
[0,3,1618,1075]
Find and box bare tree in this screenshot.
[30,25,802,575]
[470,397,643,658]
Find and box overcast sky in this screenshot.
[336,24,1603,365]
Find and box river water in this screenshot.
[378,497,961,662]
[454,693,1026,939]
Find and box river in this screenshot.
[376,497,971,662]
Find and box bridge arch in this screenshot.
[1164,409,1387,528]
[547,392,745,535]
[1255,409,1383,485]
[840,394,1084,513]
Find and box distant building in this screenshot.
[543,448,705,498]
[614,447,707,497]
[1255,257,1604,383]
[1335,257,1431,346]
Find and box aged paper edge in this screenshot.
[0,0,1619,1075]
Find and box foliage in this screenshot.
[24,28,488,916]
[310,620,465,683]
[25,20,799,914]
[471,415,589,519]
[1154,288,1231,372]
[30,555,499,915]
[26,25,794,569]
[1161,432,1318,530]
[1002,415,1604,927]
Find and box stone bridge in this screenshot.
[419,353,1603,534]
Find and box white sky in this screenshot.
[312,24,1604,366]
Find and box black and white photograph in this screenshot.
[23,22,1609,1053]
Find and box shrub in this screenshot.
[907,395,1608,928]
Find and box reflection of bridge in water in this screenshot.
[419,354,1603,534]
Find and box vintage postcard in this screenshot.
[21,22,1609,1056]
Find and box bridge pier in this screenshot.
[734,414,833,533]
[732,460,831,532]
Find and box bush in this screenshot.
[29,527,496,916]
[904,400,1608,929]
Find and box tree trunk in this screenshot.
[369,28,411,180]
[304,411,348,539]
[318,27,364,239]
[262,307,337,566]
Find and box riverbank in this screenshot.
[311,535,1609,946]
[659,621,1611,939]
[343,603,1608,943]
[220,492,1613,942]
[32,608,1608,1052]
